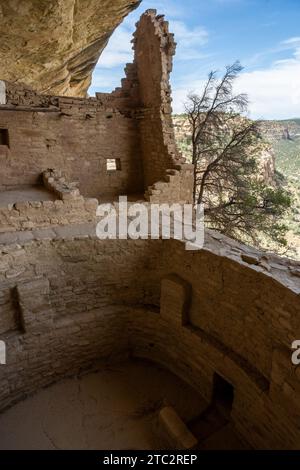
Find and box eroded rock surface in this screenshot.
[0,0,141,96]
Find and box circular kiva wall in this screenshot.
[0,235,299,449]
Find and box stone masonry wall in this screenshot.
[0,12,193,206]
[0,80,59,109]
[0,8,299,450]
[0,196,98,233]
[0,170,98,233]
[133,10,179,186]
[0,234,299,448]
[130,238,300,449]
[0,237,163,411]
[0,84,144,199]
[133,10,193,203]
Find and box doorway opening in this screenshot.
[212,373,234,417]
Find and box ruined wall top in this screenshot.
[131,10,188,189]
[132,9,176,111]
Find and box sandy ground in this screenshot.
[0,360,207,450]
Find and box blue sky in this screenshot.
[89,0,300,120]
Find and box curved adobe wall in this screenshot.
[0,237,163,410]
[131,238,300,449]
[0,234,299,448]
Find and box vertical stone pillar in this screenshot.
[160,273,192,326]
[16,278,53,333]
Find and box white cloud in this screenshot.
[93,0,194,71]
[236,40,300,119]
[170,20,209,60]
[91,13,209,97]
[95,17,209,70]
[282,37,300,46]
[91,4,300,121]
[236,57,300,120]
[95,25,134,69]
[171,78,206,114]
[138,0,187,19]
[171,39,300,119]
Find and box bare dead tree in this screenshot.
[185,61,291,248]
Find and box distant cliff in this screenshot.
[259,120,300,142]
[172,115,276,186]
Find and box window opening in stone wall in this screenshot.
[0,129,9,146]
[106,158,121,171]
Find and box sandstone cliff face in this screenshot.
[259,120,300,142]
[0,0,141,97]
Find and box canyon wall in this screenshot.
[0,0,141,97]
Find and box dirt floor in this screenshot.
[0,359,249,449]
[0,360,205,450]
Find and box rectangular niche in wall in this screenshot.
[106,158,121,171]
[0,129,9,147]
[212,373,234,418]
